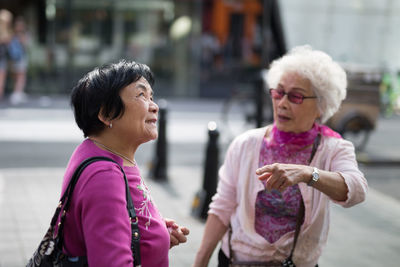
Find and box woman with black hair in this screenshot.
[63,60,189,266]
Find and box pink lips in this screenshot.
[278,114,290,121]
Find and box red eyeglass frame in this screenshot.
[269,88,317,104]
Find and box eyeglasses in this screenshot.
[269,89,317,104]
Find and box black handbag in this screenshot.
[26,156,141,267]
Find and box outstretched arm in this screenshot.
[256,163,348,201]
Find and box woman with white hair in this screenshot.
[194,45,367,267]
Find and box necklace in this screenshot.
[91,139,136,166]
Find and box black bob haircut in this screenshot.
[70,60,155,137]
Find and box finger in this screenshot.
[164,218,173,225]
[176,233,187,243]
[165,220,178,229]
[258,172,272,181]
[256,165,273,175]
[265,173,280,190]
[272,178,286,191]
[180,227,190,236]
[170,235,179,248]
[171,229,187,243]
[277,180,288,192]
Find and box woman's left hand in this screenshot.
[165,218,190,248]
[256,163,312,192]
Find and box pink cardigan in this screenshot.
[61,139,170,266]
[209,126,368,267]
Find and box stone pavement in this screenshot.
[1,96,400,266]
[1,165,400,267]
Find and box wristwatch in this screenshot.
[307,167,319,186]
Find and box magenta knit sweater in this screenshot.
[60,139,170,266]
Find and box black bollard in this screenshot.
[191,121,219,220]
[151,99,168,181]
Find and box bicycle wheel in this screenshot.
[220,88,273,142]
[220,90,255,142]
[338,115,373,151]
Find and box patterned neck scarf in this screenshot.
[265,123,319,165]
[267,122,341,163]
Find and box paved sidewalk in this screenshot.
[1,165,400,267]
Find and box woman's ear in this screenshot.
[316,105,322,120]
[316,115,322,123]
[98,107,112,128]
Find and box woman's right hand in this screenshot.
[165,218,190,248]
[256,163,312,192]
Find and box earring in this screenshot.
[109,123,112,128]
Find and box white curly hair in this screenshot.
[265,45,347,123]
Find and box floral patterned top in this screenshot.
[255,124,319,243]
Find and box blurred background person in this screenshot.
[0,9,12,101]
[8,16,29,105]
[194,46,368,267]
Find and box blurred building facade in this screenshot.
[1,0,399,98]
[280,0,400,70]
[0,0,286,98]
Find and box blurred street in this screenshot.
[0,96,400,267]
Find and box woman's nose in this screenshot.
[277,94,290,108]
[150,101,159,113]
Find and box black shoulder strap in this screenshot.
[287,199,305,261]
[57,156,141,266]
[308,133,321,164]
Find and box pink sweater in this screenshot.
[61,139,170,266]
[209,125,368,267]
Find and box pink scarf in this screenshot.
[270,122,341,149]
